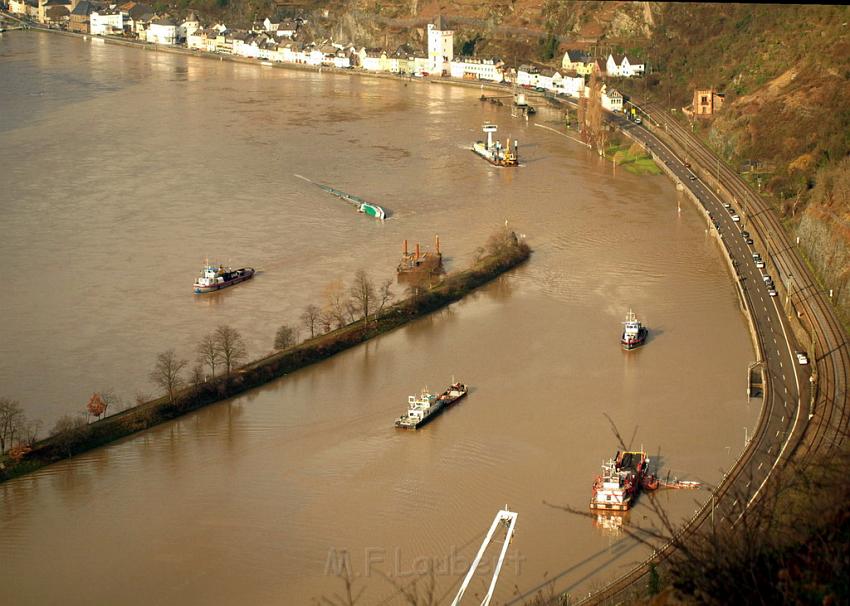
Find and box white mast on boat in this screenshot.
[451,506,518,606]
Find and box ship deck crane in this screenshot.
[451,507,518,606]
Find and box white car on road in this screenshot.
[731,214,741,222]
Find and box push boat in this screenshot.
[621,309,648,350]
[590,450,657,512]
[472,124,518,167]
[395,382,468,429]
[193,264,255,294]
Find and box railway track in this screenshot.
[573,101,849,605]
[646,103,849,465]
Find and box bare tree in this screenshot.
[0,397,24,453]
[319,310,335,334]
[323,280,349,329]
[97,389,120,418]
[189,364,206,388]
[214,325,247,374]
[301,304,321,339]
[149,349,188,402]
[375,278,394,316]
[197,332,220,378]
[50,414,88,457]
[274,324,298,350]
[350,269,376,321]
[21,418,42,447]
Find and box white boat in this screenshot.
[395,382,467,429]
[193,263,255,294]
[621,309,648,350]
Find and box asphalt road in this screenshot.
[574,110,817,604]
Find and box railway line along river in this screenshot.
[1,32,758,603]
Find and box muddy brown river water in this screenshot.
[0,32,759,604]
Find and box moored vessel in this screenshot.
[472,123,518,167]
[395,381,468,429]
[193,264,255,294]
[590,450,655,511]
[621,309,648,350]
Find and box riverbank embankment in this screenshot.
[0,236,531,483]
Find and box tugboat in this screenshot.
[472,124,518,167]
[395,381,468,429]
[590,450,656,511]
[621,309,648,350]
[193,263,255,294]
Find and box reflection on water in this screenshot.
[0,32,760,604]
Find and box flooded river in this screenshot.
[0,32,759,604]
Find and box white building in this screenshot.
[515,65,540,88]
[147,16,177,45]
[448,57,504,82]
[619,56,645,78]
[178,12,200,42]
[558,75,585,98]
[8,0,28,16]
[89,8,123,35]
[602,88,624,112]
[606,54,645,78]
[427,16,453,75]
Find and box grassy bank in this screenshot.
[606,140,663,176]
[0,235,530,483]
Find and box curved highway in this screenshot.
[574,100,848,603]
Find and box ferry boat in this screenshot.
[193,264,255,294]
[621,309,648,350]
[395,381,468,429]
[472,124,518,167]
[590,450,655,511]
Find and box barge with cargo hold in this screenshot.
[193,264,255,294]
[395,381,468,429]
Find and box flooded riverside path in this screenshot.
[0,32,758,603]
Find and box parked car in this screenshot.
[731,214,741,222]
[746,238,754,245]
[723,202,731,209]
[762,275,773,283]
[756,260,765,268]
[796,351,809,365]
[741,230,750,238]
[768,289,778,297]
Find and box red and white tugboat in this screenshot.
[193,263,255,294]
[621,309,648,350]
[590,450,656,511]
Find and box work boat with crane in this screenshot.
[590,450,658,512]
[472,123,519,167]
